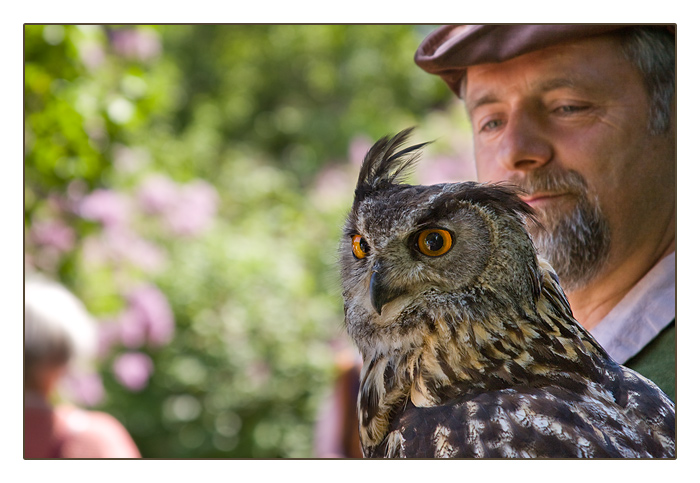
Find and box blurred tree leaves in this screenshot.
[24,24,461,458]
[162,25,449,182]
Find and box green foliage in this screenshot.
[24,24,468,458]
[159,25,450,182]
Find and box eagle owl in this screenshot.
[339,128,675,458]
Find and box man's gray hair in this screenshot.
[615,26,676,134]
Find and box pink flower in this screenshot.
[113,352,154,391]
[164,180,219,237]
[30,219,75,253]
[348,135,373,168]
[138,176,219,237]
[82,227,167,273]
[127,236,168,273]
[78,189,131,228]
[97,320,123,357]
[78,41,105,70]
[118,307,148,348]
[106,227,168,273]
[120,284,174,348]
[111,28,161,62]
[137,174,179,215]
[311,165,353,211]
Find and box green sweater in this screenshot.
[624,321,676,403]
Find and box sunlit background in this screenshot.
[24,24,476,458]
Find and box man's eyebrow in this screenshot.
[466,94,500,113]
[536,77,577,92]
[466,77,579,113]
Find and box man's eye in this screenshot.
[554,105,588,114]
[480,119,503,132]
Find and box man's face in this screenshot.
[464,35,675,291]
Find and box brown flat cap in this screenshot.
[415,24,674,97]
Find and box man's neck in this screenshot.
[567,237,675,331]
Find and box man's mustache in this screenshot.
[507,168,589,197]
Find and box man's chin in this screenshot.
[527,204,611,293]
[528,193,578,218]
[526,204,574,237]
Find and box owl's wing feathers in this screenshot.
[380,381,674,458]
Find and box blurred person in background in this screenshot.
[24,274,141,458]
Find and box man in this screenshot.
[415,25,676,401]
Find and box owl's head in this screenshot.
[340,129,542,357]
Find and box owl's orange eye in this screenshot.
[416,228,453,257]
[352,235,370,259]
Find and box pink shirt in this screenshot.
[24,395,141,459]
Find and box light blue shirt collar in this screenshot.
[589,252,676,363]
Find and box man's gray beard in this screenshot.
[516,169,612,292]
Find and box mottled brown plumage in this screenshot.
[339,128,675,458]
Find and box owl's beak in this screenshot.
[370,262,404,315]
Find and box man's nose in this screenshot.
[496,109,552,172]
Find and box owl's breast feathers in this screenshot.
[357,262,675,458]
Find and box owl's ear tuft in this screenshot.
[354,128,432,201]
